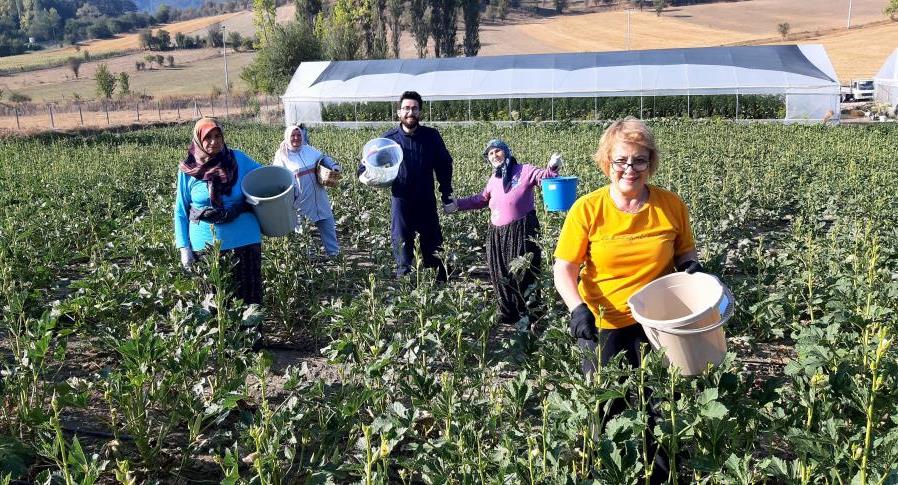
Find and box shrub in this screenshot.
[66,56,82,79]
[8,92,31,103]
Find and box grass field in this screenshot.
[1,120,897,482]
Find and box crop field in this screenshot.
[0,12,242,72]
[1,121,897,482]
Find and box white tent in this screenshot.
[282,44,840,123]
[874,48,898,107]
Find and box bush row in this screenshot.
[321,95,786,122]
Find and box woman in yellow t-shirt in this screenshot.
[554,118,700,361]
[553,118,701,481]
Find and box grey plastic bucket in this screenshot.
[628,272,733,376]
[241,166,297,237]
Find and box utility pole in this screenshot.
[627,9,632,50]
[846,0,853,29]
[222,25,229,117]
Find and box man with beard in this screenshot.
[381,90,454,280]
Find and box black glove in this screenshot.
[569,303,598,341]
[676,260,703,274]
[189,202,247,225]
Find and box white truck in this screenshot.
[841,79,874,102]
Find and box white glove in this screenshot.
[179,247,195,269]
[548,153,563,171]
[443,200,458,214]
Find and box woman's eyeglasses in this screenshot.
[611,158,650,172]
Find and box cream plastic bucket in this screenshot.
[628,272,734,376]
[241,166,297,237]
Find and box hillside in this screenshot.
[1,0,895,103]
[134,0,221,12]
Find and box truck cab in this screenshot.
[841,79,874,102]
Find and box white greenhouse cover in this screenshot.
[874,48,898,106]
[283,44,840,122]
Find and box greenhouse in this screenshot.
[874,48,898,108]
[282,44,841,124]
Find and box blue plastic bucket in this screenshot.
[541,176,578,212]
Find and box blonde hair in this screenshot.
[593,117,659,177]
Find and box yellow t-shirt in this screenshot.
[554,185,695,329]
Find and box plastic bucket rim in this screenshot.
[628,272,724,329]
[241,166,295,205]
[643,287,735,336]
[543,176,579,182]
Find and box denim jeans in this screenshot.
[314,217,340,257]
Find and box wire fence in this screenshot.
[0,94,285,131]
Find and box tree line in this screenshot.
[0,0,261,56]
[242,0,484,94]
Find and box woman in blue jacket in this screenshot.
[174,117,263,305]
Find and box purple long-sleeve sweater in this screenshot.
[456,162,558,226]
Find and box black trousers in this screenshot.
[486,211,541,323]
[221,243,262,305]
[390,197,446,280]
[578,324,671,484]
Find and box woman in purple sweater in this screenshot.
[446,139,562,330]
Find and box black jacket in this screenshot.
[382,124,454,204]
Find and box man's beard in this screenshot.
[401,116,419,131]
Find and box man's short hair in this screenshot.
[399,91,423,107]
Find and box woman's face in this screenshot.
[289,128,302,148]
[487,147,506,168]
[202,128,224,156]
[609,140,650,196]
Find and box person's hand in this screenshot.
[179,247,195,269]
[189,203,247,225]
[676,260,703,274]
[548,153,564,171]
[569,303,598,341]
[443,200,458,214]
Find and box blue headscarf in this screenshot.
[483,139,516,193]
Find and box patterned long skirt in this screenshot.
[486,210,541,324]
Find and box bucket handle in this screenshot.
[655,287,736,336]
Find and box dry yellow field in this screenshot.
[762,21,898,81]
[483,0,898,82]
[0,11,243,71]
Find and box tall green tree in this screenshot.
[386,0,402,58]
[431,0,457,57]
[28,7,61,41]
[117,71,130,97]
[241,20,321,94]
[429,0,443,57]
[461,0,479,57]
[294,0,321,26]
[315,0,360,60]
[95,63,117,99]
[253,0,276,46]
[370,0,387,58]
[408,0,428,58]
[207,22,223,47]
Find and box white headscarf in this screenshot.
[274,124,306,166]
